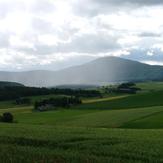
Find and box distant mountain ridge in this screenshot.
[0,57,163,87]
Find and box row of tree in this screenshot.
[104,82,141,94]
[15,97,31,105]
[34,96,82,111]
[0,86,101,101]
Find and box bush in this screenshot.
[34,96,82,111]
[15,97,31,105]
[0,115,2,122]
[1,112,14,123]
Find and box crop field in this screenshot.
[1,82,163,162]
[1,124,163,163]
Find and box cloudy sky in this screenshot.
[0,0,163,71]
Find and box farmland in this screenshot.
[0,82,163,162]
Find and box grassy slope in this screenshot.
[13,106,163,128]
[0,82,163,162]
[137,81,163,91]
[74,91,163,110]
[123,111,163,129]
[1,124,163,163]
[0,89,163,129]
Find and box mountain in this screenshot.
[0,57,163,87]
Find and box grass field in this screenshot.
[1,82,163,162]
[137,81,163,92]
[10,106,163,128]
[1,124,163,162]
[74,90,163,110]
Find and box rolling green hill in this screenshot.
[74,90,163,110]
[0,82,163,162]
[12,106,163,128]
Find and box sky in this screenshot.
[0,0,163,71]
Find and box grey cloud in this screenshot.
[92,0,163,6]
[0,32,10,47]
[32,18,55,34]
[139,32,161,38]
[30,0,56,14]
[58,34,120,53]
[73,0,163,17]
[124,48,163,62]
[0,1,23,18]
[0,0,55,19]
[18,33,120,55]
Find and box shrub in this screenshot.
[1,112,14,123]
[15,97,31,105]
[0,115,2,122]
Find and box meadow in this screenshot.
[0,81,163,162]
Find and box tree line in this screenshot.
[34,96,82,111]
[0,86,101,101]
[103,82,141,94]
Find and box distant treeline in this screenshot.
[34,96,82,111]
[0,86,101,101]
[105,82,141,94]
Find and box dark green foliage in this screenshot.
[0,86,101,101]
[0,115,2,122]
[118,82,136,89]
[0,81,24,88]
[15,98,31,105]
[0,112,13,123]
[35,96,82,111]
[116,82,141,94]
[106,82,141,94]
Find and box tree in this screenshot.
[1,112,14,123]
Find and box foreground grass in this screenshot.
[0,123,163,163]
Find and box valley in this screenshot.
[0,81,163,162]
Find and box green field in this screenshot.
[1,82,163,162]
[1,124,163,163]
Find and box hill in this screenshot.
[1,81,163,162]
[0,57,163,87]
[0,81,24,88]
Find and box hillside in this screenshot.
[0,81,24,88]
[1,81,163,162]
[0,57,163,87]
